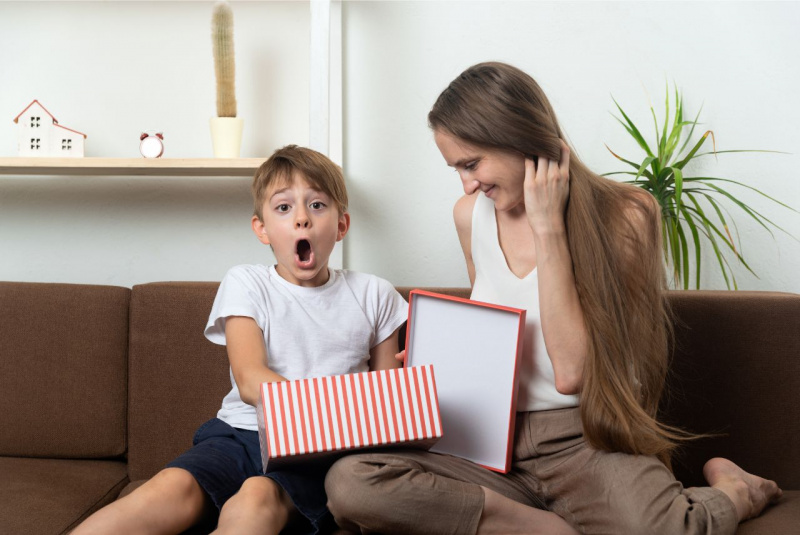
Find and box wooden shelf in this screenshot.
[0,157,266,177]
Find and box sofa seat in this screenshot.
[0,457,128,534]
[738,490,798,534]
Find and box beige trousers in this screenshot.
[325,407,737,535]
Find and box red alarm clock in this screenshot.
[139,132,164,158]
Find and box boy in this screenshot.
[74,145,408,535]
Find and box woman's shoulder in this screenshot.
[453,193,479,232]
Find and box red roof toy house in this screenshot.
[14,100,87,158]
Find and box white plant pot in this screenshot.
[209,117,244,158]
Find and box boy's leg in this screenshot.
[213,476,297,535]
[71,467,212,535]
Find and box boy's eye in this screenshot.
[310,201,325,210]
[276,204,290,212]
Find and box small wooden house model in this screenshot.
[13,100,87,158]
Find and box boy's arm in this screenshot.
[368,327,403,371]
[225,315,287,407]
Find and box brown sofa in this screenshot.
[1,281,798,534]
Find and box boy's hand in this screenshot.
[395,349,406,365]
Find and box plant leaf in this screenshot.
[693,149,790,158]
[675,216,690,289]
[659,79,670,162]
[682,195,757,275]
[704,195,737,254]
[678,204,702,288]
[673,131,712,170]
[605,144,645,171]
[685,193,737,289]
[634,156,657,184]
[665,199,682,287]
[682,177,800,213]
[666,166,684,212]
[612,96,654,157]
[677,102,704,156]
[686,184,785,238]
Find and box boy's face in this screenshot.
[252,172,349,287]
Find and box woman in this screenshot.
[325,62,781,534]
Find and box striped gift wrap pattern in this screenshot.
[256,365,441,466]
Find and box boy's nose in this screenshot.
[295,211,310,228]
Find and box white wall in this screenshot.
[0,1,308,285]
[2,1,799,292]
[342,1,800,292]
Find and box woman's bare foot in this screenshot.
[703,457,783,522]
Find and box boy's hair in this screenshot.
[252,145,348,220]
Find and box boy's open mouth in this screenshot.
[296,239,313,264]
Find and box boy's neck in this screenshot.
[274,263,332,288]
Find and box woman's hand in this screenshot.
[395,349,406,365]
[524,140,571,235]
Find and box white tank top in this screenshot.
[470,192,580,412]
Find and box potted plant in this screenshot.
[209,0,243,158]
[605,85,795,289]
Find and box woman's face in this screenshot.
[433,129,526,213]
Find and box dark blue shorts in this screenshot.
[166,418,336,535]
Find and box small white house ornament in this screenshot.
[13,100,86,158]
[139,132,164,158]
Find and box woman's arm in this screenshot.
[527,144,657,395]
[225,315,287,406]
[453,193,478,288]
[532,222,587,395]
[524,143,587,395]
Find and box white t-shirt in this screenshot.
[205,264,409,430]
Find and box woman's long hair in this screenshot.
[429,62,686,466]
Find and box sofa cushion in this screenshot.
[737,491,799,534]
[127,282,231,482]
[0,282,129,458]
[0,456,128,534]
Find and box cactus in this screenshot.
[212,1,237,118]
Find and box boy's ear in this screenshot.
[336,212,350,242]
[252,215,271,245]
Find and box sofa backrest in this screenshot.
[0,282,129,459]
[663,290,800,488]
[127,282,230,481]
[125,283,800,490]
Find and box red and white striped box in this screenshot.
[256,365,441,469]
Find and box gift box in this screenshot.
[404,290,525,473]
[256,365,441,469]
